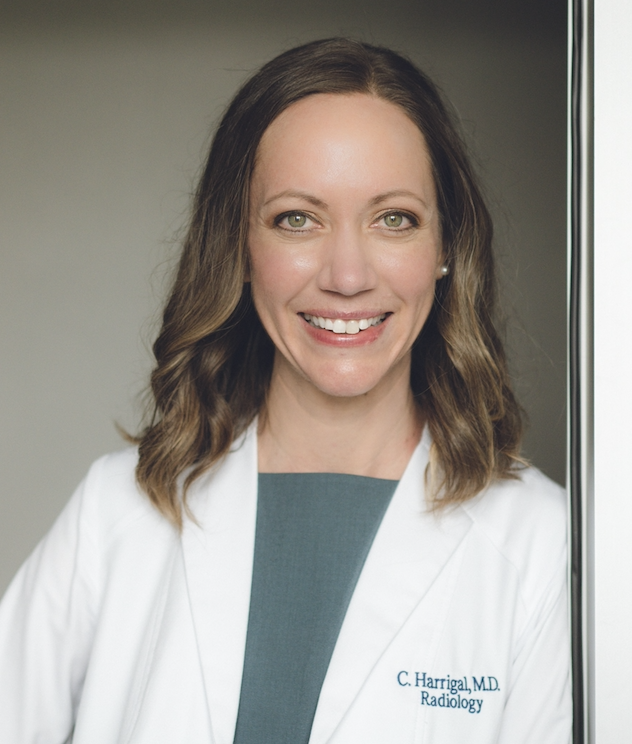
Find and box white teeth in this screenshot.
[303,313,386,334]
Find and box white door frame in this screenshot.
[572,0,632,740]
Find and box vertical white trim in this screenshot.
[593,0,632,739]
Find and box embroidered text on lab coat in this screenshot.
[396,671,501,714]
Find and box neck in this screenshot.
[257,357,422,480]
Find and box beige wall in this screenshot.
[0,0,567,594]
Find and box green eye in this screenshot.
[287,213,307,228]
[384,213,404,228]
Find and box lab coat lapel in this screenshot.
[180,426,258,744]
[309,430,474,744]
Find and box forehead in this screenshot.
[252,93,435,198]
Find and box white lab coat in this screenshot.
[0,425,571,743]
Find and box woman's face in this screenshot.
[248,93,444,400]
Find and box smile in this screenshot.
[301,313,387,335]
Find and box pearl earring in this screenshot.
[440,265,449,276]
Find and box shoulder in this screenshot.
[72,447,175,547]
[462,466,566,556]
[460,467,567,607]
[77,434,255,537]
[80,446,144,518]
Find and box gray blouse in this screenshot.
[233,472,398,744]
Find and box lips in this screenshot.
[301,313,387,335]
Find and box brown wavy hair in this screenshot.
[132,38,524,527]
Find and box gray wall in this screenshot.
[0,0,567,594]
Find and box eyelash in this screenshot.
[273,210,419,232]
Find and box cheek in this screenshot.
[248,238,313,316]
[378,251,439,310]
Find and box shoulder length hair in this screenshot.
[133,37,524,527]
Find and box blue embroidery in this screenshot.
[396,671,501,714]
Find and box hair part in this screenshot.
[131,37,524,528]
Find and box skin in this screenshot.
[248,93,445,478]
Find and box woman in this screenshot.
[0,38,570,743]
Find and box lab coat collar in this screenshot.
[181,427,259,744]
[180,424,473,744]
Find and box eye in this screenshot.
[384,213,404,228]
[276,211,313,231]
[378,211,418,230]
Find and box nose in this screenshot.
[317,226,377,296]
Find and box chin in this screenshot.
[317,385,375,399]
[307,370,385,399]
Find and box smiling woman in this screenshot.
[0,38,570,744]
[134,40,525,521]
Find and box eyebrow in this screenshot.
[368,190,430,209]
[262,190,329,209]
[262,188,430,211]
